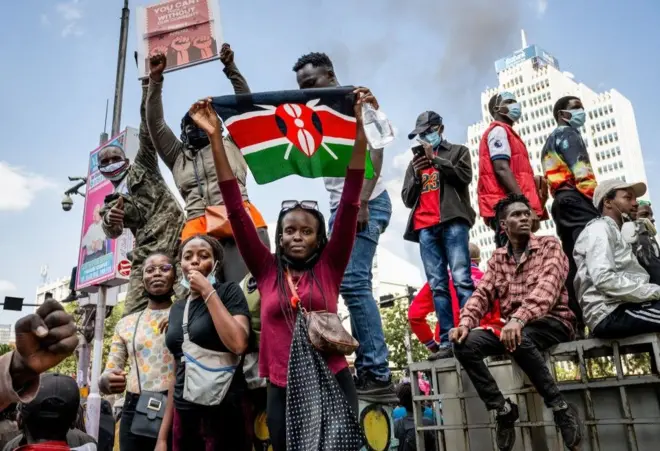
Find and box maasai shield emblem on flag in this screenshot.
[210,87,374,184]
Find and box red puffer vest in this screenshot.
[477,121,543,219]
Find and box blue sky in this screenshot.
[1,0,659,327]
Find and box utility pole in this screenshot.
[86,1,130,440]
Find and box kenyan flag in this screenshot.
[210,87,374,184]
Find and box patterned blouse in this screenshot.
[104,307,174,394]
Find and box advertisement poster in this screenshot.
[76,128,139,292]
[136,0,223,79]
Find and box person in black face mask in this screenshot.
[98,72,185,316]
[145,44,271,284]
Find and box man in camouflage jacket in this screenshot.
[98,78,185,315]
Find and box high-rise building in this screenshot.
[0,324,13,344]
[466,31,650,263]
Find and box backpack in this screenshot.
[394,417,416,451]
[241,274,261,346]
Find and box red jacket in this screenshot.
[477,121,543,219]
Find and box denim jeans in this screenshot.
[418,220,474,346]
[328,190,392,381]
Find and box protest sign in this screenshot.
[136,0,223,79]
[76,128,138,292]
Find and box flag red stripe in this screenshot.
[226,109,356,150]
[226,114,282,149]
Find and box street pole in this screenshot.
[85,286,107,440]
[111,0,130,136]
[86,0,129,430]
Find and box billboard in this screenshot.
[76,128,139,292]
[494,45,559,73]
[136,0,223,79]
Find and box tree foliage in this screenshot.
[381,299,429,370]
[0,343,13,356]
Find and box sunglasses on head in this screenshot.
[281,200,319,211]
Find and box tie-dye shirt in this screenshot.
[541,126,597,199]
[104,307,174,393]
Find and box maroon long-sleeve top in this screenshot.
[219,168,364,387]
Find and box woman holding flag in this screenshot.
[187,87,376,450]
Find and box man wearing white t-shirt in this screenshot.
[293,51,394,398]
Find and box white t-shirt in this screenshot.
[324,175,385,211]
[487,126,511,160]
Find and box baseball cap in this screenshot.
[408,111,443,140]
[21,373,80,422]
[592,179,647,209]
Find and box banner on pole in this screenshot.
[136,0,223,79]
[75,128,139,292]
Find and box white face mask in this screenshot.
[181,261,218,290]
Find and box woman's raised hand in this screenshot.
[189,98,223,137]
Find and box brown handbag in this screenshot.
[286,272,358,356]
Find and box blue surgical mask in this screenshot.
[422,131,442,148]
[504,103,522,122]
[180,261,218,290]
[562,109,586,128]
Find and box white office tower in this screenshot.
[466,31,649,263]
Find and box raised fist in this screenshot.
[149,53,167,81]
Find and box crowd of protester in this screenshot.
[2,43,659,451]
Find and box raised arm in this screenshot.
[220,43,251,95]
[146,54,184,171]
[133,79,161,174]
[188,99,271,278]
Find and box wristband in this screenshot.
[204,291,216,304]
[511,317,525,327]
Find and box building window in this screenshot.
[598,167,602,174]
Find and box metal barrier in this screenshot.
[408,333,660,451]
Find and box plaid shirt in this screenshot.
[459,235,575,336]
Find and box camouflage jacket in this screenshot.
[100,84,185,266]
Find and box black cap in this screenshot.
[408,111,443,139]
[21,373,80,422]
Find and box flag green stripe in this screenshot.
[245,143,374,185]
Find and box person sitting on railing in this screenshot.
[574,180,660,338]
[450,193,582,451]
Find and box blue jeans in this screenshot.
[328,190,392,381]
[418,220,474,346]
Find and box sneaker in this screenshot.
[495,399,519,451]
[553,403,583,449]
[355,373,396,399]
[428,346,454,361]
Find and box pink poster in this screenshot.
[145,0,211,37]
[76,129,139,291]
[137,0,223,79]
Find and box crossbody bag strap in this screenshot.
[131,309,147,394]
[182,298,192,347]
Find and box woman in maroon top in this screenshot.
[188,88,377,450]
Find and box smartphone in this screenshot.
[412,145,425,156]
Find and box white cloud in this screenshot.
[536,0,548,15]
[0,280,17,292]
[56,0,84,37]
[0,162,56,211]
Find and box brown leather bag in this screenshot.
[286,272,358,356]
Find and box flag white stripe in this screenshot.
[314,105,357,122]
[625,309,660,324]
[241,137,354,156]
[321,142,338,160]
[242,138,289,155]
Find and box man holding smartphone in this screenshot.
[402,111,476,359]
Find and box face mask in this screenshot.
[99,160,129,181]
[612,204,632,223]
[503,103,522,122]
[562,109,586,128]
[422,131,442,148]
[181,261,218,290]
[181,123,210,150]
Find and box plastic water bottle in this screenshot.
[361,102,395,149]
